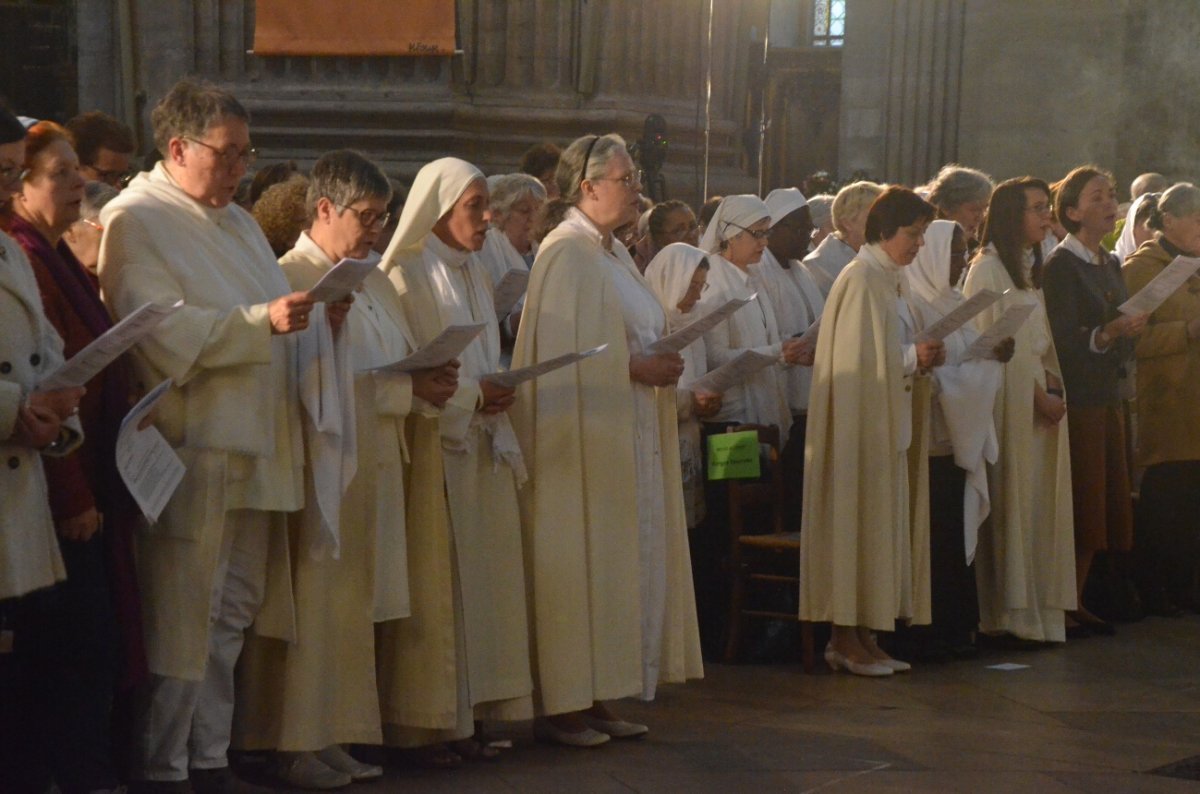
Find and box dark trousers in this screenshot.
[1135,460,1200,607]
[927,455,978,641]
[0,534,119,794]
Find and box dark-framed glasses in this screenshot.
[337,204,391,229]
[184,137,258,168]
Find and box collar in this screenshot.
[153,161,234,225]
[1061,233,1103,265]
[293,231,335,268]
[426,231,472,268]
[565,207,616,252]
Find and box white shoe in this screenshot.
[824,645,894,677]
[876,657,912,672]
[532,717,611,747]
[581,714,649,739]
[316,745,383,782]
[276,752,352,790]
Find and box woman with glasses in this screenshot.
[511,132,701,747]
[476,172,547,343]
[1042,166,1145,637]
[378,157,534,765]
[964,177,1077,644]
[800,187,944,677]
[1123,183,1200,616]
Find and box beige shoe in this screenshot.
[532,717,611,748]
[276,752,351,790]
[315,745,383,782]
[581,714,649,739]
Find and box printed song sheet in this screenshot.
[492,268,530,319]
[370,323,486,373]
[795,315,821,346]
[482,344,608,389]
[917,289,1002,342]
[116,379,185,522]
[966,302,1037,359]
[688,349,778,394]
[39,300,183,390]
[306,254,380,302]
[1119,255,1200,316]
[649,294,754,354]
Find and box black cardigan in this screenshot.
[1042,246,1134,407]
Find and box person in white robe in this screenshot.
[644,243,723,529]
[511,133,702,748]
[901,220,1009,658]
[802,180,884,296]
[963,177,1077,644]
[378,157,533,759]
[96,79,346,789]
[800,187,945,676]
[233,151,460,787]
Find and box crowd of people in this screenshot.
[1,77,1197,793]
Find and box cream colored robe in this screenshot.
[98,163,303,680]
[234,236,422,750]
[511,210,702,715]
[964,248,1075,642]
[799,244,931,630]
[0,231,78,599]
[383,234,533,722]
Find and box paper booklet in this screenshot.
[39,300,183,391]
[116,379,185,522]
[369,323,486,373]
[1119,255,1200,316]
[492,268,530,319]
[306,254,380,302]
[648,294,755,354]
[687,349,778,394]
[916,289,1002,343]
[482,344,608,389]
[966,302,1036,359]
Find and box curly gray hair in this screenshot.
[486,173,547,227]
[150,78,249,157]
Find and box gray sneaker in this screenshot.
[275,752,352,790]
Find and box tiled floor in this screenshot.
[248,615,1200,792]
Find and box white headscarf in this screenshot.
[904,219,960,324]
[381,157,484,262]
[699,194,771,254]
[1115,192,1155,263]
[763,187,808,227]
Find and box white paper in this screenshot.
[796,315,821,346]
[482,344,608,389]
[966,302,1036,360]
[370,323,486,373]
[1119,254,1200,316]
[649,294,755,354]
[986,663,1030,671]
[306,254,380,303]
[116,379,185,522]
[39,300,183,390]
[917,289,1002,342]
[688,349,778,394]
[492,268,530,320]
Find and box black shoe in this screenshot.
[1065,621,1093,640]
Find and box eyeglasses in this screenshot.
[88,166,136,188]
[725,221,770,241]
[686,280,710,294]
[595,169,644,190]
[1025,202,1053,217]
[336,204,391,229]
[184,137,258,168]
[0,162,29,186]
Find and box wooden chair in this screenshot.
[720,423,815,671]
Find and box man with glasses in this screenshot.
[97,79,334,794]
[66,111,137,189]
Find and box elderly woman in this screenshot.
[378,157,533,761]
[902,220,1010,659]
[927,164,994,250]
[1043,166,1145,637]
[234,150,459,786]
[477,172,546,343]
[803,180,884,296]
[511,133,701,747]
[0,108,92,794]
[1124,183,1200,616]
[62,181,119,275]
[806,193,835,250]
[965,177,1076,644]
[6,119,149,793]
[97,79,331,790]
[800,187,944,676]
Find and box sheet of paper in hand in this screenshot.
[1119,255,1200,316]
[116,379,185,522]
[306,254,380,302]
[688,349,778,394]
[966,302,1036,359]
[39,300,183,391]
[492,268,530,319]
[707,430,762,481]
[482,344,607,389]
[917,289,1002,342]
[369,323,486,373]
[649,294,755,354]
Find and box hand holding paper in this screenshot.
[371,323,486,373]
[1119,255,1200,316]
[39,300,183,390]
[688,349,777,394]
[917,289,1002,342]
[966,302,1036,359]
[649,295,754,354]
[306,254,380,303]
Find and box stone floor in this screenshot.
[246,615,1200,793]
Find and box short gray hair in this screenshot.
[151,79,249,157]
[80,180,119,221]
[831,181,884,234]
[807,194,834,229]
[305,149,392,220]
[556,133,629,206]
[927,164,994,213]
[486,173,546,227]
[1150,182,1200,230]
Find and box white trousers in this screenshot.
[134,510,270,782]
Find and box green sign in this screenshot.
[707,430,761,481]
